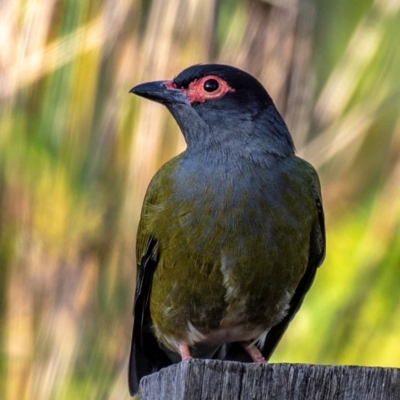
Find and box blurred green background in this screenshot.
[1,0,400,398]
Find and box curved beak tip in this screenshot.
[129,84,144,95]
[128,81,165,99]
[128,80,187,105]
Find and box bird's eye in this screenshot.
[203,79,219,92]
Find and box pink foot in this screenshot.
[179,343,192,361]
[240,341,266,363]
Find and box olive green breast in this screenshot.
[137,154,318,349]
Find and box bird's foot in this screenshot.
[239,341,266,363]
[179,343,193,361]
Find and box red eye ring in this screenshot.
[184,75,235,104]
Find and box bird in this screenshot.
[128,64,325,395]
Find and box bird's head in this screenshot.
[130,64,294,156]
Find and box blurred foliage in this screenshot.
[0,0,400,399]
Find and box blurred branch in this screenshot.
[0,0,130,100]
[301,89,400,168]
[312,0,400,135]
[221,0,314,142]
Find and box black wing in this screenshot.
[260,187,326,360]
[128,236,172,395]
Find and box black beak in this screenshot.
[129,80,188,105]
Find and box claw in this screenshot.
[240,341,266,363]
[179,343,192,361]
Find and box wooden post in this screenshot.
[139,360,400,399]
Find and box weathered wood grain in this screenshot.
[138,360,400,400]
